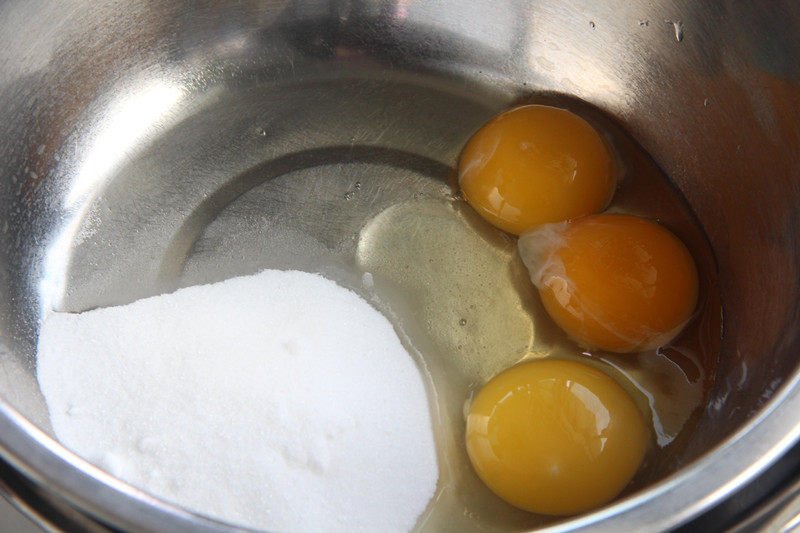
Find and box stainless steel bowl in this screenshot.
[1,1,799,531]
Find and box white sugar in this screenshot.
[37,270,438,532]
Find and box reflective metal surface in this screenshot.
[0,0,799,531]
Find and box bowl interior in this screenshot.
[1,1,800,530]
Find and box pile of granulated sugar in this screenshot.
[37,270,438,532]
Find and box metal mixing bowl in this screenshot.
[1,1,800,531]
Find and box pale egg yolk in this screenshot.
[519,214,699,353]
[465,359,648,515]
[458,105,616,235]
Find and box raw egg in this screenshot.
[519,214,699,353]
[465,358,648,515]
[458,105,616,235]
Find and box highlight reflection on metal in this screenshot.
[67,83,183,207]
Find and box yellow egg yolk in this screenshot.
[519,214,699,353]
[458,105,616,235]
[465,359,648,515]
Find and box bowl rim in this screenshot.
[0,369,798,532]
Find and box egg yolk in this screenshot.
[465,359,647,515]
[458,105,616,235]
[519,214,699,353]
